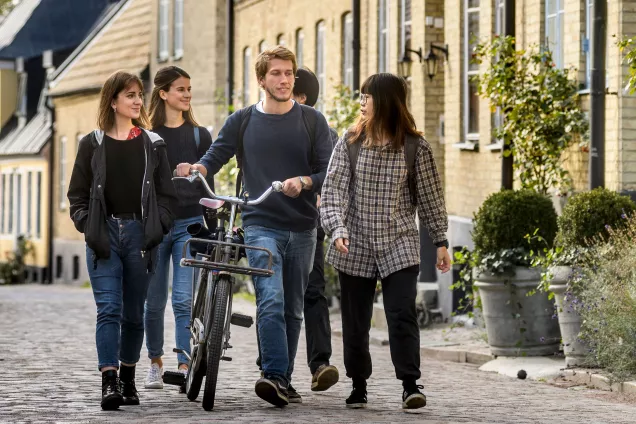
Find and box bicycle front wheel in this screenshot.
[185,267,209,401]
[201,274,231,411]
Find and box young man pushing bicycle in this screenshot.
[175,46,333,407]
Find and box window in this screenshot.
[36,172,41,238]
[243,47,251,106]
[399,0,412,59]
[158,0,170,61]
[59,136,67,210]
[0,174,4,233]
[16,174,21,235]
[545,0,564,69]
[27,172,32,235]
[378,0,389,72]
[8,174,13,233]
[296,29,304,67]
[73,255,80,281]
[316,21,326,112]
[584,0,609,89]
[464,0,480,141]
[277,33,286,46]
[343,12,354,89]
[56,256,63,279]
[493,0,505,143]
[174,0,184,59]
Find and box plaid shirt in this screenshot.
[320,136,448,279]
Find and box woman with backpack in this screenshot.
[320,73,451,410]
[67,71,177,410]
[144,66,214,390]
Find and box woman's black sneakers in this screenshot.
[101,370,124,410]
[345,386,368,409]
[402,384,427,409]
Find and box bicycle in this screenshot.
[162,169,282,411]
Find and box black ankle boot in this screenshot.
[119,365,140,406]
[101,370,124,410]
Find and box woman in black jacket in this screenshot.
[143,66,213,389]
[67,71,177,411]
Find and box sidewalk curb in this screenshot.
[561,369,636,393]
[331,328,493,366]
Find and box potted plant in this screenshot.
[467,190,560,356]
[539,188,636,366]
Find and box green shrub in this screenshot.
[556,188,636,249]
[472,190,558,255]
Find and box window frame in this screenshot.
[378,0,390,73]
[243,47,251,107]
[59,136,67,210]
[173,0,184,59]
[399,0,412,60]
[158,0,170,62]
[545,0,565,69]
[316,21,326,112]
[343,12,354,89]
[296,28,305,68]
[463,0,480,142]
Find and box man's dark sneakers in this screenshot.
[119,365,140,406]
[311,364,340,392]
[101,370,124,410]
[287,384,302,403]
[345,386,367,409]
[402,384,426,409]
[255,377,289,407]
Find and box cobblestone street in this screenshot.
[1,285,635,423]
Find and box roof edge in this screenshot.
[48,0,131,89]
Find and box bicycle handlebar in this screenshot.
[172,169,283,206]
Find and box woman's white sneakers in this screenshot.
[144,363,164,389]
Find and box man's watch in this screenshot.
[299,176,307,190]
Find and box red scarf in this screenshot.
[127,127,142,140]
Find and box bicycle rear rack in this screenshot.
[181,238,274,277]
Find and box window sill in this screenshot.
[452,141,478,151]
[485,142,503,152]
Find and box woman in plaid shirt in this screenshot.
[320,73,451,410]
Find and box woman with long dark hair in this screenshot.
[68,71,177,410]
[144,66,214,390]
[320,73,451,410]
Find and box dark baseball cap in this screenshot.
[294,67,320,107]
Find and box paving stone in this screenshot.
[1,285,636,423]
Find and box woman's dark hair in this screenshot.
[347,73,422,148]
[149,66,199,129]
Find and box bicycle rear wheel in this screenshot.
[185,268,209,401]
[201,274,231,411]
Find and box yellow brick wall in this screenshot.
[51,93,101,242]
[150,0,227,132]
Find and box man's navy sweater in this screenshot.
[197,102,332,232]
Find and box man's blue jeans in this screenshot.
[87,218,151,370]
[145,215,203,365]
[244,225,316,386]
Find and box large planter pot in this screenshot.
[474,267,561,356]
[548,265,587,367]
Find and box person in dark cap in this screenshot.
[292,67,340,394]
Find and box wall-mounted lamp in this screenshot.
[398,47,423,79]
[423,43,449,80]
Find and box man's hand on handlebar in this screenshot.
[175,163,207,177]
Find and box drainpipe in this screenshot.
[501,0,515,190]
[589,0,606,189]
[226,0,234,114]
[352,0,361,92]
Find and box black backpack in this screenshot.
[234,104,318,197]
[346,134,420,206]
